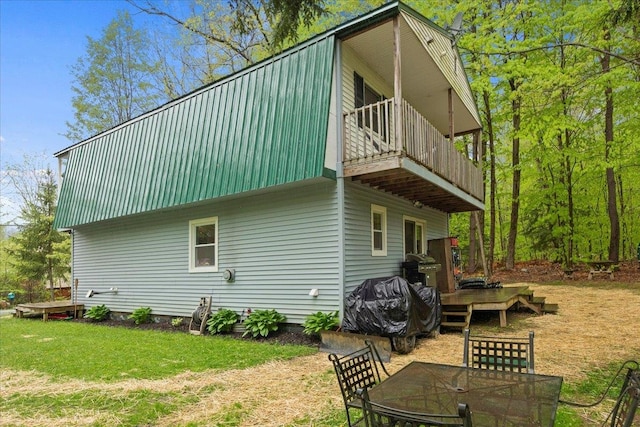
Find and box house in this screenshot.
[53,1,483,325]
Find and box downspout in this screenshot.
[335,39,346,321]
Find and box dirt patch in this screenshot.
[490,260,640,284]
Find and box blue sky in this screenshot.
[1,0,148,223]
[0,0,142,167]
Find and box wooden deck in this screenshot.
[440,286,550,329]
[15,301,83,321]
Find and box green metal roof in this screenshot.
[54,36,335,228]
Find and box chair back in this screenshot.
[329,341,389,426]
[462,328,535,374]
[610,365,639,427]
[356,388,472,427]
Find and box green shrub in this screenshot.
[83,304,110,322]
[171,317,184,327]
[207,309,238,334]
[242,309,286,338]
[129,307,152,325]
[302,311,339,335]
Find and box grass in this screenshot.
[0,316,318,426]
[555,359,637,427]
[0,317,315,382]
[3,388,202,426]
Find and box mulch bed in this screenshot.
[72,316,322,347]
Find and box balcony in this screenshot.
[342,98,484,213]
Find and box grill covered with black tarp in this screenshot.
[342,276,441,338]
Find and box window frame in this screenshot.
[354,72,387,143]
[403,216,427,255]
[189,216,219,273]
[371,204,387,256]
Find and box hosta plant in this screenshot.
[242,309,286,338]
[207,308,238,334]
[302,311,339,335]
[83,304,110,322]
[128,307,152,325]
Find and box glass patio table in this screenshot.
[367,361,563,427]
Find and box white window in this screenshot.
[189,217,218,272]
[404,216,426,255]
[371,204,387,256]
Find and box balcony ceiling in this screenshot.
[350,165,483,213]
[343,13,481,138]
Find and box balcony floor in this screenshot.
[343,154,483,213]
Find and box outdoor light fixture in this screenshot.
[86,288,118,298]
[309,289,319,297]
[413,200,424,209]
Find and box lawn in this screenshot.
[0,317,323,426]
[1,279,639,426]
[0,317,315,381]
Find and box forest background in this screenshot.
[2,0,639,300]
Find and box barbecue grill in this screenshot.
[402,254,441,287]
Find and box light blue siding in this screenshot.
[72,180,340,324]
[342,180,448,296]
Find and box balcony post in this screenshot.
[393,15,402,151]
[448,88,454,144]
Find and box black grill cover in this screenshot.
[342,276,441,337]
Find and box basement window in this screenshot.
[189,217,218,273]
[371,204,387,256]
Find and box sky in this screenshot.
[0,0,144,167]
[0,0,149,223]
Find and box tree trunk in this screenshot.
[506,78,521,270]
[565,126,575,268]
[601,30,620,262]
[468,212,477,273]
[483,90,496,275]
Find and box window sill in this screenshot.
[189,266,219,273]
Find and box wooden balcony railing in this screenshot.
[343,98,483,200]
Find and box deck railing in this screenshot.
[343,98,483,200]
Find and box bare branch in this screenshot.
[127,0,255,63]
[462,42,640,66]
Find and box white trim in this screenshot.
[371,204,387,256]
[189,216,218,273]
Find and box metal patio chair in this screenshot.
[329,340,390,426]
[462,328,535,373]
[560,360,639,427]
[356,388,472,427]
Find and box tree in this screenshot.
[6,170,70,302]
[231,0,325,49]
[128,0,332,98]
[65,11,164,142]
[599,0,640,262]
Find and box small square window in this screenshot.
[189,217,218,272]
[371,204,387,256]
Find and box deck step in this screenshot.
[542,303,559,313]
[442,311,469,316]
[531,296,546,305]
[441,304,472,330]
[441,321,469,328]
